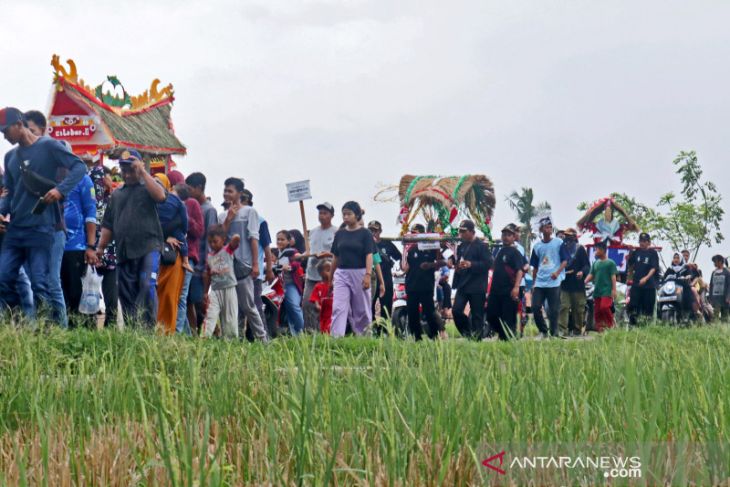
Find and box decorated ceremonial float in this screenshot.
[46,54,186,173]
[577,196,643,273]
[375,174,497,249]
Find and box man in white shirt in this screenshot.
[300,202,337,332]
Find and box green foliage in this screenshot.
[506,187,551,254]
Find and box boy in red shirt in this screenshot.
[309,259,333,334]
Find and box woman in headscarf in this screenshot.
[663,252,697,319]
[330,201,375,337]
[154,173,190,334]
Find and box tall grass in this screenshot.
[0,325,728,485]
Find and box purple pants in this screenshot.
[331,268,372,337]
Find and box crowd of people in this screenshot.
[1,106,729,342]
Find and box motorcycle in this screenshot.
[657,275,684,324]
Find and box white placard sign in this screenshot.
[417,233,442,250]
[286,180,312,202]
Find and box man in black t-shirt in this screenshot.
[452,220,493,340]
[402,224,445,340]
[627,233,660,324]
[98,150,167,328]
[487,225,526,340]
[368,220,402,322]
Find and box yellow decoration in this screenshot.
[129,79,174,110]
[52,54,174,111]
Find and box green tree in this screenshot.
[506,187,551,255]
[654,151,724,261]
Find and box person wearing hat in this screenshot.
[452,219,494,340]
[708,254,730,322]
[529,216,568,338]
[97,150,167,328]
[300,202,337,332]
[487,225,527,340]
[401,223,445,340]
[626,232,660,324]
[0,107,87,324]
[24,110,73,328]
[330,201,375,337]
[558,228,590,336]
[507,223,531,334]
[368,220,402,327]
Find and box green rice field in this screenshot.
[0,323,728,485]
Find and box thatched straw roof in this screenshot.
[59,81,186,157]
[397,175,496,237]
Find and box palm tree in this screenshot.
[505,187,551,255]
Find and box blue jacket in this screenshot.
[1,136,86,232]
[157,193,189,257]
[64,175,97,251]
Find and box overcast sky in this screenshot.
[2,0,729,270]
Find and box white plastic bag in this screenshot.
[79,265,103,315]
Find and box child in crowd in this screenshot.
[202,225,240,338]
[309,259,334,334]
[585,240,618,332]
[276,230,305,335]
[709,254,730,322]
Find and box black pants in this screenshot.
[440,281,452,309]
[629,285,655,324]
[532,287,561,336]
[406,290,439,340]
[99,267,118,328]
[61,250,94,328]
[453,291,486,340]
[118,251,159,329]
[487,293,518,340]
[373,278,394,318]
[711,300,730,322]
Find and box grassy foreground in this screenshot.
[0,325,728,486]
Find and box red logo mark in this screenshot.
[482,450,507,475]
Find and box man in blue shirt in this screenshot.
[60,172,98,328]
[0,107,86,323]
[529,217,568,338]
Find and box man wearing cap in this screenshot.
[530,216,568,338]
[301,202,337,332]
[487,225,526,340]
[402,223,445,340]
[98,150,166,328]
[452,219,493,340]
[558,228,590,336]
[368,220,402,325]
[627,233,660,324]
[0,107,86,323]
[507,223,531,334]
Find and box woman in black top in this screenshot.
[330,201,375,337]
